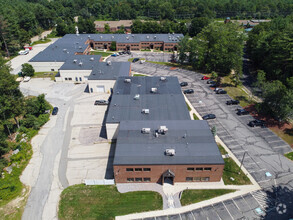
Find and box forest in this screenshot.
[1,0,293,56]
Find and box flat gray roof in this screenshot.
[114,120,225,165]
[88,62,131,80]
[106,76,190,123]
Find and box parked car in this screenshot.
[214,88,222,92]
[180,82,188,87]
[23,76,31,82]
[236,109,249,115]
[140,60,145,64]
[111,53,117,57]
[201,76,210,80]
[24,46,33,50]
[248,119,266,127]
[209,83,217,88]
[52,107,59,115]
[216,89,227,94]
[207,80,216,84]
[132,58,140,63]
[127,51,131,55]
[183,89,194,94]
[226,100,240,105]
[203,114,216,120]
[18,50,29,55]
[118,52,123,55]
[94,100,109,105]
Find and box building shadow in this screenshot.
[99,102,110,139]
[84,84,89,93]
[104,141,116,179]
[261,185,293,220]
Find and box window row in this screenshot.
[126,168,151,172]
[64,77,72,81]
[187,167,212,171]
[186,177,210,182]
[127,177,151,182]
[131,44,139,46]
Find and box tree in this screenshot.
[110,41,116,51]
[104,23,110,33]
[21,63,34,77]
[178,35,189,64]
[189,17,210,37]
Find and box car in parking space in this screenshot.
[180,82,188,87]
[52,107,59,115]
[18,50,29,55]
[201,76,210,80]
[140,60,145,64]
[202,114,216,120]
[127,51,131,55]
[210,83,217,88]
[183,89,194,94]
[132,58,140,63]
[94,100,109,105]
[248,119,266,127]
[226,100,240,105]
[207,79,216,84]
[111,53,117,57]
[236,108,249,115]
[118,52,123,55]
[23,76,31,82]
[216,89,227,94]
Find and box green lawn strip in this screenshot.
[186,102,191,111]
[217,143,228,155]
[31,38,51,46]
[128,58,146,62]
[133,73,147,77]
[180,189,236,206]
[221,76,255,107]
[90,51,114,57]
[58,185,162,220]
[33,71,57,80]
[193,113,199,120]
[285,152,293,161]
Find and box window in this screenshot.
[79,77,82,81]
[65,78,68,81]
[135,178,142,182]
[127,178,134,182]
[126,168,133,172]
[68,78,72,80]
[144,178,151,182]
[194,177,201,181]
[75,77,78,81]
[135,168,142,171]
[204,167,212,171]
[187,167,194,171]
[196,168,203,171]
[186,177,193,182]
[201,177,210,181]
[143,168,151,172]
[51,69,54,71]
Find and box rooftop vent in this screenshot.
[63,49,67,52]
[90,57,94,61]
[165,149,175,156]
[158,126,168,134]
[100,36,103,39]
[151,87,157,93]
[88,35,91,38]
[154,35,157,39]
[112,36,114,39]
[160,77,166,81]
[141,109,150,114]
[79,46,82,49]
[107,61,112,65]
[73,59,77,63]
[141,128,151,134]
[146,35,150,39]
[79,62,83,66]
[124,79,131,83]
[126,36,129,40]
[132,35,134,37]
[134,94,140,100]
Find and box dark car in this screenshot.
[180,82,188,87]
[118,52,123,55]
[127,51,131,55]
[226,100,240,105]
[52,107,58,115]
[183,89,194,94]
[248,119,266,127]
[236,109,249,115]
[203,114,216,120]
[132,58,140,63]
[209,83,217,88]
[207,80,216,84]
[216,89,227,94]
[94,100,109,105]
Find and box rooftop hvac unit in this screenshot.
[160,77,166,81]
[88,35,91,38]
[100,36,103,39]
[79,62,83,66]
[151,87,157,93]
[132,35,134,37]
[90,57,94,61]
[158,126,168,134]
[63,49,67,52]
[124,78,131,83]
[154,36,157,39]
[107,61,112,65]
[165,149,175,156]
[141,109,150,114]
[134,94,140,100]
[79,46,82,49]
[141,128,151,134]
[73,59,77,63]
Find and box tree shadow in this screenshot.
[261,185,293,220]
[235,95,250,102]
[284,128,293,136]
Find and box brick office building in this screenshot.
[113,120,224,184]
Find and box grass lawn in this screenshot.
[128,58,146,62]
[217,143,228,155]
[58,185,162,220]
[91,51,114,57]
[133,73,147,76]
[270,126,293,148]
[31,38,51,46]
[33,72,57,80]
[193,113,199,120]
[285,152,293,161]
[180,189,236,206]
[186,102,191,111]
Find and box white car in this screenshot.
[18,50,29,55]
[23,76,31,82]
[140,60,146,64]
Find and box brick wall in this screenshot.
[114,164,224,184]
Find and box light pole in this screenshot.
[238,151,247,174]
